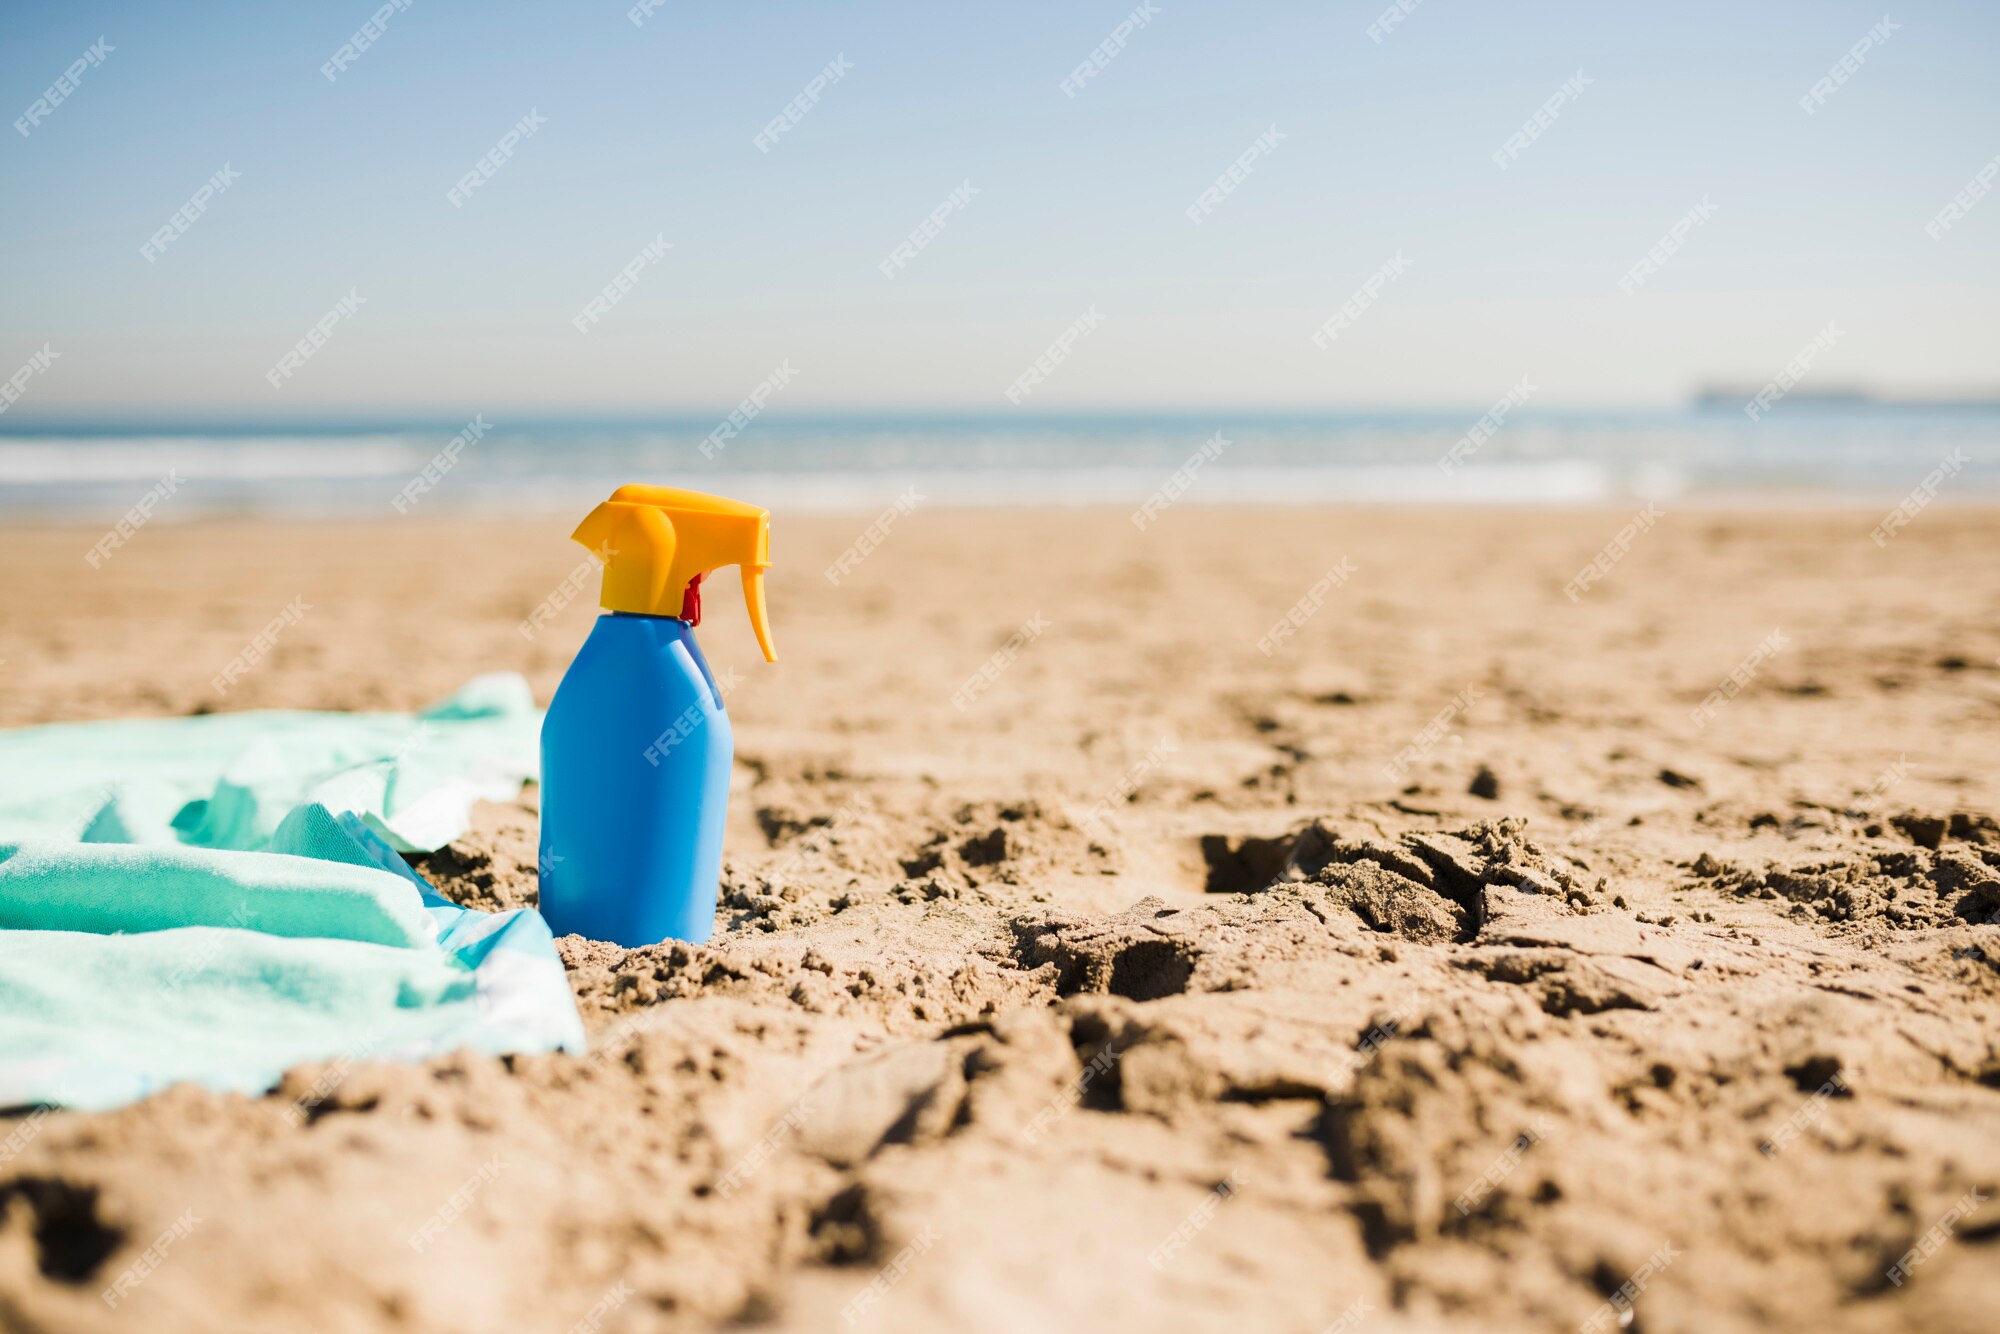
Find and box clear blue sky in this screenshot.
[2,0,1995,419]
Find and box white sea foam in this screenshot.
[0,412,1993,516]
[0,437,425,483]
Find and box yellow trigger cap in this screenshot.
[570,484,776,662]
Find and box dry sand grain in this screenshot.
[1,504,1997,1333]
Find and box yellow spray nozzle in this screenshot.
[570,484,777,662]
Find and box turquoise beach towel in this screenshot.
[0,672,543,853]
[0,676,585,1113]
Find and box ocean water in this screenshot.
[2,407,1996,518]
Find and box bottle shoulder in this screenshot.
[550,616,722,720]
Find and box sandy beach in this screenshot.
[2,502,1998,1333]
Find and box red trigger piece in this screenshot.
[681,572,704,624]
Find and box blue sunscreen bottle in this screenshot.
[537,485,776,947]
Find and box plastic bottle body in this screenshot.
[539,612,731,946]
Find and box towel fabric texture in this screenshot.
[0,675,584,1112]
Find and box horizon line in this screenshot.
[8,394,2000,435]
